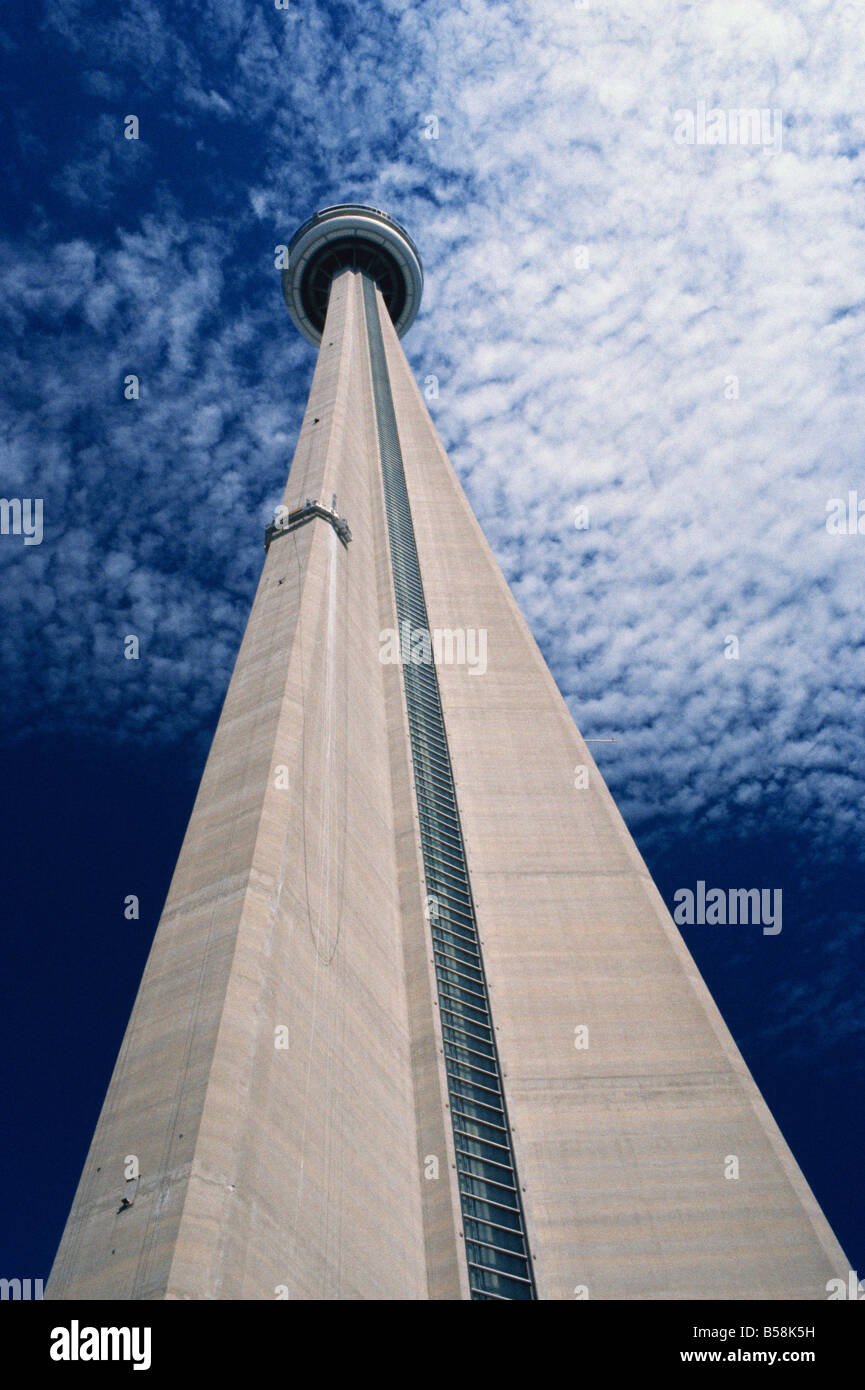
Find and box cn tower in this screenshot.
[47,206,847,1300]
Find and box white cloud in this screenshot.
[2,0,860,917]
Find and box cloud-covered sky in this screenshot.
[0,0,862,1269]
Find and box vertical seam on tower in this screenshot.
[361,275,536,1302]
[361,279,463,1299]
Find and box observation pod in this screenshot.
[282,203,424,346]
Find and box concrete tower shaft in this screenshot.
[46,206,850,1300]
[48,270,445,1300]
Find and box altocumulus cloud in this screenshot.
[0,1,862,1056]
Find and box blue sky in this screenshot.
[0,0,862,1280]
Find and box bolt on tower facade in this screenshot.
[48,206,847,1301]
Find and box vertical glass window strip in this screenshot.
[361,275,536,1301]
